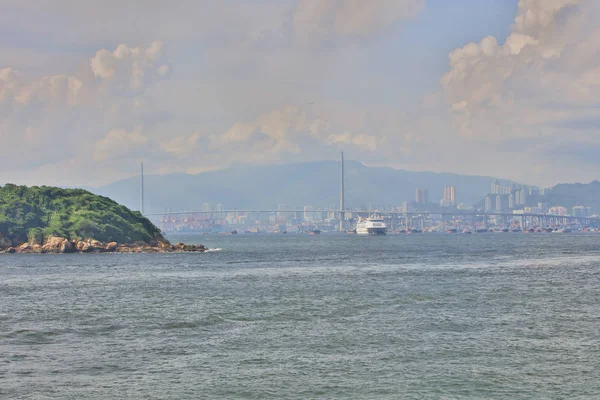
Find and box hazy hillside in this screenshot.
[535,180,600,213]
[92,161,519,214]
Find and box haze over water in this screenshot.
[1,233,599,399]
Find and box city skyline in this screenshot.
[147,161,595,233]
[88,157,600,222]
[144,163,597,234]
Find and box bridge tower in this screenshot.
[140,162,145,215]
[339,151,345,232]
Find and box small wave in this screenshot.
[4,329,61,343]
[162,314,229,329]
[205,248,223,252]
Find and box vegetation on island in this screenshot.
[0,184,163,247]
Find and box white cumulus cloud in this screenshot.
[440,0,600,184]
[442,0,598,136]
[0,42,171,182]
[90,41,169,95]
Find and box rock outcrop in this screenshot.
[7,237,206,254]
[18,243,32,252]
[41,236,75,253]
[105,242,118,252]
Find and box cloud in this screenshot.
[438,0,600,184]
[158,105,385,170]
[94,126,148,161]
[160,132,202,158]
[4,0,600,190]
[214,106,321,154]
[90,41,170,95]
[1,68,83,110]
[0,2,291,50]
[0,42,170,179]
[442,0,598,139]
[325,132,378,151]
[293,0,425,44]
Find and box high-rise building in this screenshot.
[520,189,528,206]
[495,195,503,211]
[491,180,511,195]
[402,201,409,213]
[443,186,456,205]
[303,206,315,222]
[508,194,515,209]
[277,204,288,221]
[440,199,454,207]
[491,180,500,194]
[485,196,493,212]
[215,203,224,219]
[415,188,429,204]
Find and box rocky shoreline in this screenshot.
[0,236,206,254]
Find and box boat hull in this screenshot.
[356,228,387,235]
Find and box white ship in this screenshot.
[355,216,387,235]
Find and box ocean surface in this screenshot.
[1,233,599,399]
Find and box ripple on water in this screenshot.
[0,234,599,399]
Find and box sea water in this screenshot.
[1,233,599,399]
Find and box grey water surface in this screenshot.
[1,233,599,399]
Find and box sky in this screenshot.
[1,0,599,188]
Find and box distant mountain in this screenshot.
[91,161,521,214]
[535,180,600,213]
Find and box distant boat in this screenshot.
[231,230,238,235]
[447,228,458,234]
[553,228,571,233]
[356,216,387,235]
[308,229,321,235]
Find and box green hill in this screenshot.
[0,184,163,247]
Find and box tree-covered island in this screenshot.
[0,184,205,254]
